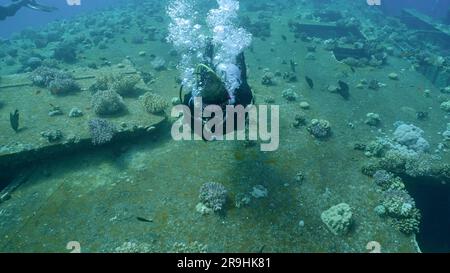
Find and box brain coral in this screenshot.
[321,203,353,235]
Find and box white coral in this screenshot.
[392,122,429,153]
[321,203,353,236]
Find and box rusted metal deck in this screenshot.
[0,62,166,169]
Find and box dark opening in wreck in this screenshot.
[0,172,15,193]
[403,176,450,253]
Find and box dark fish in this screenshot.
[416,111,428,120]
[350,66,355,73]
[9,109,19,132]
[368,79,380,90]
[122,37,128,43]
[305,76,314,89]
[290,60,297,73]
[258,245,266,253]
[337,80,350,100]
[136,216,153,223]
[281,35,287,41]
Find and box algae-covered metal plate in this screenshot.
[0,62,165,166]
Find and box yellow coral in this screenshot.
[140,92,168,114]
[111,74,141,96]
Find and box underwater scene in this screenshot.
[0,0,449,254]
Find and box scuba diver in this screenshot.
[179,40,254,137]
[181,54,253,110]
[0,0,57,21]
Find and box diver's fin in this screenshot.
[179,85,184,104]
[26,0,58,12]
[236,53,248,85]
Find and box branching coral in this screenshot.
[91,90,126,116]
[110,74,141,96]
[140,92,169,114]
[88,118,117,145]
[382,188,416,218]
[30,66,68,86]
[89,74,141,96]
[49,77,81,95]
[281,88,298,101]
[198,182,227,212]
[372,170,394,189]
[371,172,422,235]
[320,203,353,235]
[392,208,421,235]
[440,101,450,112]
[308,119,331,139]
[89,74,110,93]
[40,129,63,143]
[30,66,80,95]
[114,241,154,253]
[171,241,208,253]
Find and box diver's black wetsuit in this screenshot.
[182,52,253,113]
[0,1,27,20]
[0,0,57,21]
[182,52,254,137]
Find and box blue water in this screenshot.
[0,0,125,38]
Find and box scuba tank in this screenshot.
[195,63,230,106]
[180,39,253,108]
[178,39,254,139]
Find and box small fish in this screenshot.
[290,60,297,73]
[305,76,314,89]
[337,80,350,100]
[35,90,41,95]
[350,66,355,73]
[281,34,287,41]
[122,37,128,43]
[136,216,153,223]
